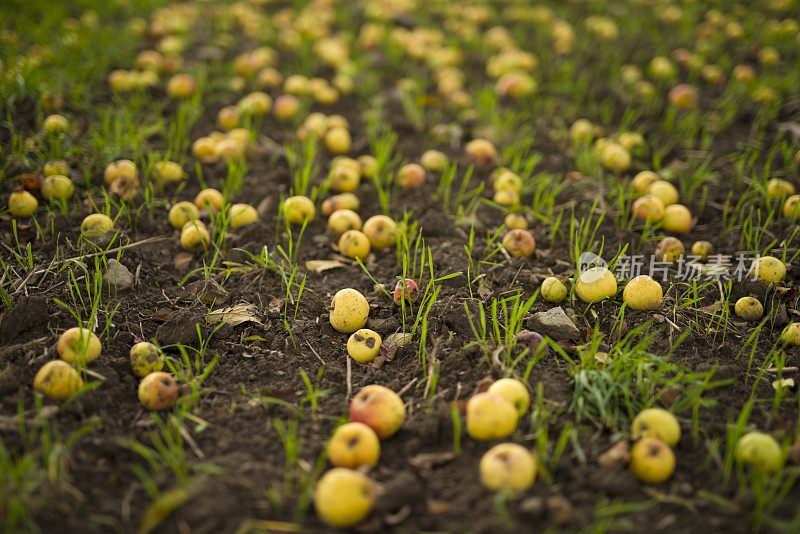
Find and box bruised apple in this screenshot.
[349,384,406,439]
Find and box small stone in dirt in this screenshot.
[0,295,47,342]
[519,497,545,518]
[103,259,133,289]
[529,307,580,340]
[547,495,574,526]
[155,309,208,346]
[375,471,423,513]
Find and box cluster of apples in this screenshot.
[32,327,100,400]
[168,187,258,251]
[627,408,680,483]
[30,322,180,411]
[313,384,406,527]
[467,378,539,492]
[460,138,539,259]
[7,159,75,218]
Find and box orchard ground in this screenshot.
[2,1,800,533]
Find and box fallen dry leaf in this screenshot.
[207,303,262,326]
[305,259,345,272]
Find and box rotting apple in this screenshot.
[330,288,370,333]
[780,323,800,345]
[347,329,382,363]
[655,236,685,263]
[33,360,83,400]
[629,437,676,484]
[313,468,374,528]
[327,421,380,468]
[734,297,763,321]
[349,384,406,438]
[138,371,180,410]
[487,378,530,416]
[338,230,371,260]
[631,408,680,446]
[104,159,137,185]
[57,327,101,365]
[479,443,536,492]
[502,229,535,257]
[393,278,419,306]
[466,392,519,441]
[130,342,164,377]
[749,256,786,284]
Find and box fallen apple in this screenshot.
[313,468,374,528]
[734,297,763,321]
[168,201,200,229]
[284,195,315,225]
[691,240,713,262]
[151,160,185,182]
[575,266,617,303]
[398,163,426,188]
[104,159,137,185]
[599,143,631,173]
[8,190,38,217]
[349,384,406,438]
[465,138,498,169]
[622,275,663,311]
[735,431,782,473]
[327,421,380,468]
[130,342,164,377]
[655,236,685,263]
[347,329,382,363]
[180,221,211,250]
[541,277,568,303]
[631,408,680,447]
[502,229,535,256]
[166,73,196,98]
[338,230,371,260]
[393,278,419,305]
[57,327,101,365]
[629,437,675,484]
[487,378,530,416]
[420,149,448,172]
[330,288,370,333]
[33,360,83,400]
[631,195,665,224]
[749,256,786,284]
[362,215,397,250]
[194,188,224,212]
[229,203,258,228]
[325,126,352,154]
[322,192,360,216]
[479,443,536,492]
[466,392,519,441]
[632,171,659,193]
[138,371,180,410]
[81,213,114,238]
[504,213,528,230]
[647,180,679,206]
[327,209,362,236]
[662,204,692,234]
[43,114,69,134]
[43,159,69,177]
